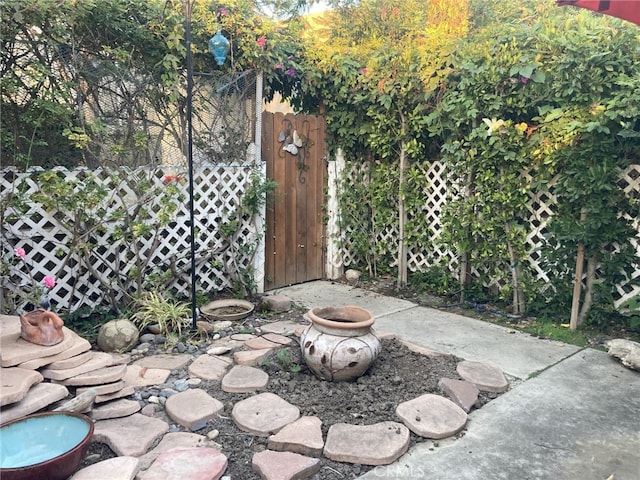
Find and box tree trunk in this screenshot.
[578,254,597,326]
[396,137,408,289]
[506,230,525,314]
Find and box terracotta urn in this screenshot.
[300,306,381,381]
[19,309,64,346]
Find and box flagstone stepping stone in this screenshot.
[267,416,324,457]
[46,351,94,370]
[95,385,135,404]
[137,447,227,480]
[1,326,80,367]
[0,383,68,425]
[77,380,126,396]
[396,393,467,439]
[323,421,410,465]
[70,456,139,480]
[18,334,91,369]
[55,363,127,386]
[439,377,480,412]
[233,348,273,366]
[165,388,224,430]
[188,354,233,381]
[0,314,21,342]
[244,336,281,350]
[232,392,300,437]
[456,360,509,393]
[221,365,269,393]
[42,351,114,380]
[90,398,141,420]
[133,354,192,371]
[259,295,292,312]
[93,413,169,457]
[122,364,171,387]
[262,333,293,345]
[208,337,245,351]
[252,450,321,480]
[259,320,300,336]
[138,432,213,470]
[0,367,43,406]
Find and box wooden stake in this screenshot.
[570,209,587,331]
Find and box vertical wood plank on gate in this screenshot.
[273,112,288,288]
[262,112,276,290]
[284,114,298,285]
[304,116,319,281]
[294,115,306,284]
[310,115,326,279]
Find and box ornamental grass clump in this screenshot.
[130,291,191,337]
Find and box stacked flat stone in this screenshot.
[0,314,135,424]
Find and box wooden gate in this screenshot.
[262,112,327,289]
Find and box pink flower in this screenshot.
[256,37,267,47]
[274,62,284,70]
[520,76,529,84]
[14,247,26,260]
[361,68,368,75]
[219,7,229,16]
[43,276,56,289]
[285,68,296,77]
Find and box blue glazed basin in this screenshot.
[0,412,94,480]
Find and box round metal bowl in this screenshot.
[201,299,255,321]
[0,411,94,480]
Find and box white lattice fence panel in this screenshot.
[1,165,256,314]
[336,159,640,307]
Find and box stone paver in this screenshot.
[165,388,224,430]
[138,432,213,470]
[41,351,114,380]
[18,334,91,369]
[233,348,272,366]
[1,326,80,367]
[439,377,480,412]
[55,363,127,386]
[401,339,449,357]
[90,398,141,420]
[70,456,139,480]
[133,354,192,371]
[46,350,94,370]
[244,336,282,350]
[232,392,300,437]
[0,367,43,406]
[209,337,246,350]
[122,364,171,387]
[456,360,509,393]
[221,365,269,393]
[259,320,300,336]
[267,416,324,457]
[396,394,467,439]
[262,333,293,346]
[95,385,135,404]
[77,380,125,396]
[230,333,257,341]
[188,354,232,381]
[138,447,227,480]
[252,450,320,480]
[0,383,68,424]
[323,421,410,465]
[93,413,169,457]
[260,295,292,312]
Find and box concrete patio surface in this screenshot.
[272,280,640,480]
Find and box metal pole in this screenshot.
[185,0,197,330]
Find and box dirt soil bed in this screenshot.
[83,302,501,479]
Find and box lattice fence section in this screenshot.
[335,160,640,307]
[1,165,257,314]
